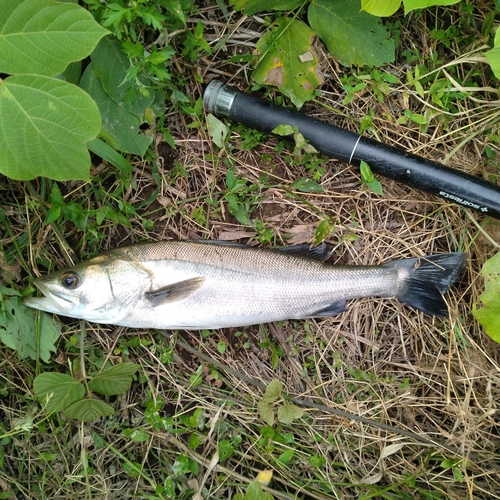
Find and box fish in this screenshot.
[23,240,468,330]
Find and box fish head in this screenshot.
[23,254,152,324]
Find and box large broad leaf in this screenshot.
[64,398,115,422]
[33,373,85,413]
[0,0,108,77]
[88,362,139,396]
[473,252,500,343]
[362,0,402,16]
[308,0,395,67]
[230,0,303,15]
[0,75,100,180]
[403,0,460,14]
[90,37,154,118]
[0,293,60,362]
[80,63,153,156]
[253,17,323,108]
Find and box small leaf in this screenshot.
[277,404,304,424]
[33,373,85,413]
[87,138,133,176]
[278,449,294,464]
[360,160,374,183]
[122,428,149,442]
[46,205,61,225]
[272,124,295,136]
[225,194,252,226]
[257,401,275,426]
[0,297,60,362]
[360,472,384,484]
[256,469,273,486]
[88,362,139,396]
[366,178,383,195]
[245,481,265,500]
[207,114,228,148]
[291,178,324,193]
[360,160,383,195]
[64,398,115,422]
[313,218,334,246]
[264,379,283,401]
[380,442,405,459]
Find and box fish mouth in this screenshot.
[22,281,77,314]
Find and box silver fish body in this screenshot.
[23,241,467,329]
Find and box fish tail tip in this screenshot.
[393,252,468,317]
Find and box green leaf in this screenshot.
[86,138,133,176]
[122,428,149,442]
[278,449,294,464]
[225,194,253,226]
[403,0,461,14]
[360,160,383,195]
[291,178,324,193]
[245,481,262,499]
[308,0,395,67]
[484,29,500,80]
[0,297,60,362]
[80,63,153,156]
[64,398,115,422]
[362,0,401,16]
[277,404,304,424]
[0,0,108,77]
[207,114,228,148]
[264,379,283,402]
[366,178,383,195]
[88,362,139,396]
[218,439,234,461]
[272,124,295,136]
[360,160,374,183]
[33,373,85,413]
[473,252,500,343]
[313,217,334,246]
[90,37,154,118]
[230,0,303,16]
[253,17,323,108]
[0,75,100,180]
[257,401,275,426]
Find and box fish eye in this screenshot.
[61,272,80,289]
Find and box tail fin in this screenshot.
[387,253,468,317]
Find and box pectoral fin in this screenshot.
[145,277,205,306]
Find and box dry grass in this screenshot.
[1,3,500,500]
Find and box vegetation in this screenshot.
[1,0,500,498]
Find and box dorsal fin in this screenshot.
[187,239,331,262]
[276,243,331,262]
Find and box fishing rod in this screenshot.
[203,80,500,220]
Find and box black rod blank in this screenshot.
[203,80,500,220]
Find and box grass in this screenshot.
[1,1,500,499]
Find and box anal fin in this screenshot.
[145,277,205,306]
[306,300,346,318]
